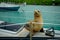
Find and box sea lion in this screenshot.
[25,10,44,36]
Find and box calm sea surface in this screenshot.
[0,5,60,30]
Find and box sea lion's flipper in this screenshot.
[40,28,44,32]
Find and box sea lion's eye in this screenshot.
[38,10,40,12]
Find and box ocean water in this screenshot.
[0,5,60,30]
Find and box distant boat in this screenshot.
[0,2,20,11]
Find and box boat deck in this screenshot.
[0,28,60,37]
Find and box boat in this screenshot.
[0,2,20,11]
[0,21,25,34]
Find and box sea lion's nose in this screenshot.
[34,10,37,11]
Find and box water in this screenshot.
[0,5,60,30]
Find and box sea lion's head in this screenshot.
[34,10,41,18]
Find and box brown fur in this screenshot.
[25,10,44,35]
[33,10,43,32]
